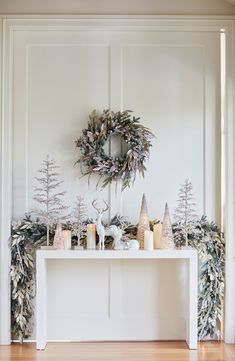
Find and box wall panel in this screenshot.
[1,19,223,342]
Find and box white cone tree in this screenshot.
[32,155,68,245]
[137,194,150,249]
[161,203,174,249]
[53,221,64,249]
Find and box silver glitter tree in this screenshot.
[33,155,68,246]
[70,196,87,246]
[174,179,197,246]
[53,221,64,249]
[161,203,174,249]
[137,194,150,249]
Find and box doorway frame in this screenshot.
[0,15,234,344]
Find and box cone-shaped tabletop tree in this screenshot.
[161,203,174,249]
[53,221,64,249]
[137,194,150,249]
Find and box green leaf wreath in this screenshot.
[75,109,154,190]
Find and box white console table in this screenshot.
[36,249,198,350]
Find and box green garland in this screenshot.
[11,215,224,342]
[75,109,154,190]
[11,217,47,341]
[172,216,225,340]
[119,217,225,340]
[10,215,128,341]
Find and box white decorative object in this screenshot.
[53,222,64,250]
[144,230,154,250]
[137,194,150,249]
[127,240,140,250]
[174,179,198,246]
[92,200,122,250]
[106,226,123,250]
[71,196,87,247]
[62,230,71,250]
[86,224,96,249]
[36,249,198,350]
[160,203,175,249]
[32,155,68,246]
[114,239,140,250]
[153,223,162,249]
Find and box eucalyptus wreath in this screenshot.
[75,109,154,190]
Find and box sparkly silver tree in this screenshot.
[174,179,197,246]
[53,221,64,249]
[33,155,68,246]
[137,194,150,249]
[160,203,174,249]
[70,196,87,246]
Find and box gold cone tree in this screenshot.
[137,194,150,249]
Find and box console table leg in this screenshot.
[187,255,198,349]
[36,255,47,350]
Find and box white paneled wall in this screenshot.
[2,18,224,342]
[13,29,220,221]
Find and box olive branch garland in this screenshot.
[10,215,224,342]
[172,216,225,340]
[75,109,155,190]
[10,217,47,342]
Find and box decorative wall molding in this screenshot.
[0,15,234,344]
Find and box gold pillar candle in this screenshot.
[153,223,162,249]
[87,224,96,249]
[62,230,72,250]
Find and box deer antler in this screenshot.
[102,200,109,213]
[92,199,109,214]
[92,199,101,213]
[119,218,128,231]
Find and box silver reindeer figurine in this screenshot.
[92,200,122,250]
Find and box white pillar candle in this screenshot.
[62,230,72,250]
[153,223,162,249]
[87,224,96,249]
[144,230,154,250]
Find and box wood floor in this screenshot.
[0,341,235,361]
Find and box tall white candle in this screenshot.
[87,224,96,249]
[144,230,154,250]
[62,230,72,250]
[153,223,162,249]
